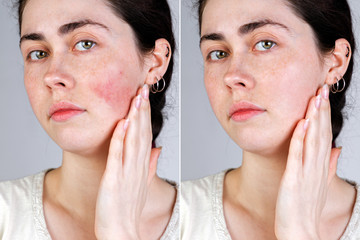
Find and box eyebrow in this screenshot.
[20,19,109,45]
[239,19,289,35]
[200,19,290,45]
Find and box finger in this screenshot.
[318,85,332,171]
[286,118,308,176]
[106,119,129,174]
[138,85,152,168]
[123,85,151,173]
[123,93,142,173]
[303,93,321,171]
[147,147,162,185]
[328,147,341,185]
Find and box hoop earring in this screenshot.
[331,77,346,94]
[150,77,166,94]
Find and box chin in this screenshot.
[50,128,113,157]
[230,126,293,158]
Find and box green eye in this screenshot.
[75,40,96,51]
[208,50,228,60]
[29,50,48,60]
[254,40,276,51]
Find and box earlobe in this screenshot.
[144,38,172,86]
[325,38,351,86]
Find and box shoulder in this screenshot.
[160,186,179,240]
[180,170,228,240]
[181,170,226,203]
[341,183,360,239]
[0,173,40,207]
[0,171,47,239]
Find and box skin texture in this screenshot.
[200,0,356,239]
[21,0,146,155]
[20,0,175,239]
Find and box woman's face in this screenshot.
[20,0,150,155]
[200,0,330,156]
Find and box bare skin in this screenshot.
[20,0,176,239]
[200,0,356,238]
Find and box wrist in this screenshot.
[277,231,320,240]
[96,228,140,240]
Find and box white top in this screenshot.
[181,170,360,240]
[0,170,179,240]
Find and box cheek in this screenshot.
[262,51,323,119]
[89,70,136,112]
[24,69,43,114]
[205,69,223,113]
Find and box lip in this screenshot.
[229,101,265,122]
[49,102,86,122]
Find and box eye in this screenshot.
[208,50,229,60]
[74,40,96,51]
[28,50,48,60]
[254,40,276,51]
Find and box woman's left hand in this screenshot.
[275,84,342,240]
[95,84,161,240]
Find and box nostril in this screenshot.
[239,82,245,87]
[58,82,66,87]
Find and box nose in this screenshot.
[223,56,255,90]
[44,57,75,90]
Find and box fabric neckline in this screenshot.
[32,170,51,239]
[211,170,232,239]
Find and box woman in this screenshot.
[181,0,360,239]
[0,0,178,239]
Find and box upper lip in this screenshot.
[229,101,265,117]
[49,101,85,117]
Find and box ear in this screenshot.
[325,38,351,85]
[144,38,172,85]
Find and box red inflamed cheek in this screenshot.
[90,74,134,110]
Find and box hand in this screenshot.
[95,84,161,240]
[275,84,342,240]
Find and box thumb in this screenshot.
[328,147,341,185]
[147,147,162,185]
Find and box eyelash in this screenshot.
[253,40,277,51]
[26,40,97,61]
[206,40,277,62]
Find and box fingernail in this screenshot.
[141,84,149,100]
[322,84,329,100]
[123,119,130,131]
[336,146,343,150]
[315,94,321,109]
[135,95,141,109]
[303,118,310,131]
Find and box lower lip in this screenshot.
[51,110,85,122]
[231,109,264,122]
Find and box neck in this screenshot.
[43,148,176,227]
[44,151,108,222]
[225,149,289,221]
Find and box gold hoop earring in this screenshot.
[150,77,166,94]
[331,77,346,94]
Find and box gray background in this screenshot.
[0,0,179,182]
[181,0,360,181]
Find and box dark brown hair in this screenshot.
[196,0,355,144]
[16,0,176,143]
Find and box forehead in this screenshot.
[21,0,119,35]
[201,0,307,35]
